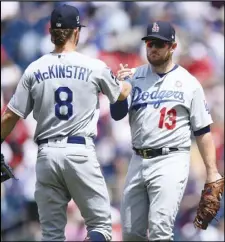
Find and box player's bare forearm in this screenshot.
[117,81,132,101]
[1,108,20,143]
[195,132,221,182]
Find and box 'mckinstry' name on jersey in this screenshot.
[34,65,93,83]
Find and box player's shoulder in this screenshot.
[24,54,50,74]
[176,65,203,89]
[72,52,107,70]
[133,64,149,77]
[130,64,149,85]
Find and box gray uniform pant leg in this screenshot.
[35,141,112,241]
[146,152,190,241]
[62,144,112,241]
[35,146,71,241]
[121,151,190,241]
[121,154,149,241]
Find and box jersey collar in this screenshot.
[150,64,179,85]
[157,64,179,78]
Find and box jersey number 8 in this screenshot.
[55,87,73,120]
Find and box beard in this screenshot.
[147,51,171,66]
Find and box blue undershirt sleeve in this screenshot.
[110,98,129,121]
[193,125,210,136]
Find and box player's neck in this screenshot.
[53,43,77,53]
[151,59,175,74]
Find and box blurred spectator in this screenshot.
[1,1,224,241]
[1,2,20,21]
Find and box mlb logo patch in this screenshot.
[56,23,62,27]
[152,22,159,32]
[175,80,182,88]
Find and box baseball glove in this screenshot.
[193,176,224,230]
[1,154,17,183]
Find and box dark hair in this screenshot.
[49,28,74,46]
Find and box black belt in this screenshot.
[133,147,179,159]
[37,136,86,146]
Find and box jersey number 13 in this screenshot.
[158,107,177,130]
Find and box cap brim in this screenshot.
[141,34,171,41]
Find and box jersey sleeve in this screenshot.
[190,83,213,131]
[7,69,34,119]
[96,67,122,104]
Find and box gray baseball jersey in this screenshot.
[119,64,213,241]
[7,51,123,241]
[8,51,122,141]
[125,64,213,149]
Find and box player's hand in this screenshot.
[117,63,135,81]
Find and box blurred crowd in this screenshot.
[1,1,224,241]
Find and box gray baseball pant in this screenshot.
[121,150,190,241]
[34,137,112,241]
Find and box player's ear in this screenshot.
[74,27,81,34]
[170,42,177,53]
[74,28,78,34]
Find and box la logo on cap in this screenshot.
[152,22,159,32]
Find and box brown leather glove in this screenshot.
[193,176,224,229]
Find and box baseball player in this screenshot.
[1,4,132,242]
[110,21,224,241]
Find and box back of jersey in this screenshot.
[8,51,120,141]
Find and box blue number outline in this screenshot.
[55,87,73,120]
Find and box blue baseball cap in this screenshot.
[51,4,86,29]
[141,21,175,42]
